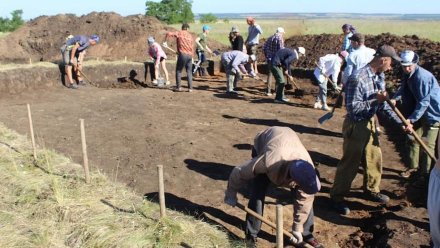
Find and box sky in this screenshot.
[1,0,440,20]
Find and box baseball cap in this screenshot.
[147,37,155,44]
[339,50,349,59]
[400,50,419,66]
[90,34,100,43]
[297,47,306,56]
[348,33,364,43]
[249,54,257,61]
[289,160,321,194]
[375,45,401,61]
[276,27,285,33]
[231,26,239,33]
[202,25,211,31]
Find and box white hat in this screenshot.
[297,47,306,56]
[400,50,419,66]
[276,27,285,33]
[249,54,257,61]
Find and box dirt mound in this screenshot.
[282,33,440,82]
[0,12,227,63]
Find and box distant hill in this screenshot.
[196,13,440,21]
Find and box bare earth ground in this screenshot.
[0,74,431,247]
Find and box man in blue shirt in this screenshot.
[330,45,402,215]
[391,50,440,183]
[271,47,305,103]
[61,35,100,89]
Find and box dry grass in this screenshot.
[0,122,241,247]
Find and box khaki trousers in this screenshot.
[330,117,382,202]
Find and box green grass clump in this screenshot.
[0,122,239,247]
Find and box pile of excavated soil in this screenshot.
[0,12,227,63]
[280,33,440,82]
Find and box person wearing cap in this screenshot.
[221,50,256,94]
[270,47,306,103]
[390,50,440,183]
[61,34,100,89]
[194,25,213,77]
[341,33,376,86]
[224,126,324,248]
[262,27,286,96]
[164,23,194,92]
[341,24,356,52]
[245,16,263,74]
[313,51,348,111]
[228,26,244,52]
[329,45,403,215]
[147,37,170,86]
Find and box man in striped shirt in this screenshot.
[330,45,403,215]
[263,27,285,95]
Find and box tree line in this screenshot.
[145,0,217,24]
[0,10,24,32]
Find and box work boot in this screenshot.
[67,83,78,89]
[303,235,325,248]
[275,83,285,101]
[322,104,330,111]
[274,98,289,104]
[364,191,390,204]
[152,79,158,85]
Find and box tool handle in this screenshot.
[236,202,294,240]
[385,99,436,160]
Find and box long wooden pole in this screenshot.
[157,164,166,217]
[26,104,37,159]
[385,99,436,160]
[80,119,91,183]
[276,204,284,248]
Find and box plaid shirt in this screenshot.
[345,66,399,123]
[166,30,194,56]
[263,33,284,60]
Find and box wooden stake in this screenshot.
[80,119,91,183]
[276,204,284,248]
[124,56,127,62]
[26,104,37,159]
[157,164,166,217]
[29,58,32,64]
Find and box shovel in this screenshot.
[318,87,344,124]
[162,42,177,54]
[385,99,436,160]
[314,61,341,93]
[78,69,96,86]
[287,76,304,97]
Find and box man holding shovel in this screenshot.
[224,126,323,247]
[313,51,348,110]
[329,45,403,215]
[390,50,440,185]
[164,23,194,92]
[271,47,306,103]
[221,50,256,94]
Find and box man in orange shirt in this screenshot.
[164,23,195,92]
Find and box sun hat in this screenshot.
[297,47,306,56]
[400,50,419,66]
[147,37,155,44]
[375,45,401,61]
[231,26,239,33]
[276,27,285,34]
[90,34,100,43]
[289,160,321,194]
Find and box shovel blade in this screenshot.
[318,112,334,124]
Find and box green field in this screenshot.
[172,19,440,45]
[0,32,9,38]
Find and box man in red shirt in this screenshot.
[164,23,195,92]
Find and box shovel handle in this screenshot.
[78,69,93,84]
[385,99,436,160]
[288,76,300,90]
[236,202,294,240]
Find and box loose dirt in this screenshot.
[0,12,436,247]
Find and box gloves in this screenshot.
[224,190,237,207]
[289,231,303,244]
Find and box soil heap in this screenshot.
[282,33,440,82]
[0,12,226,63]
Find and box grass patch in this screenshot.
[173,18,440,46]
[0,122,242,247]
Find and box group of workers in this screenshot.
[60,19,440,248]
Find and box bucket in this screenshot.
[156,77,166,87]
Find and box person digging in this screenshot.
[61,34,100,89]
[220,50,256,94]
[224,126,324,248]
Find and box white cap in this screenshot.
[297,47,306,56]
[400,50,418,66]
[249,54,257,61]
[276,27,285,33]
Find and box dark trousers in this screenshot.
[245,174,315,239]
[196,49,206,76]
[176,53,193,89]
